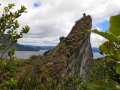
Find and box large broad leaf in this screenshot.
[109,15,120,36]
[89,29,120,45]
[99,41,120,60]
[99,41,114,55]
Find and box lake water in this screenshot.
[14,50,47,59]
[14,51,103,59]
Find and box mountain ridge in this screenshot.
[17,44,99,52]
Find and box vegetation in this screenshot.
[60,36,65,41]
[0,3,30,59]
[0,3,120,90]
[0,4,30,89]
[90,14,120,83]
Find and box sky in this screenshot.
[0,0,120,47]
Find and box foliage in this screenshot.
[90,14,120,83]
[0,3,30,59]
[1,52,120,90]
[0,58,18,89]
[0,3,30,89]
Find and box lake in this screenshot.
[14,50,103,59]
[14,50,47,59]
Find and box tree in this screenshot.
[0,4,30,89]
[0,4,30,59]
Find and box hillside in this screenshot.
[14,43,39,51]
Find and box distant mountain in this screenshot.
[25,45,55,51]
[14,43,39,51]
[0,35,99,52]
[40,46,55,50]
[0,34,39,51]
[15,45,99,52]
[18,45,99,52]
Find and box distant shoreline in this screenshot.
[14,51,102,59]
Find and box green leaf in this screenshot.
[90,29,120,45]
[8,47,16,57]
[10,78,17,86]
[99,41,120,60]
[22,25,30,33]
[2,61,7,66]
[109,15,120,36]
[4,7,9,12]
[14,20,19,28]
[20,5,27,13]
[8,3,15,9]
[116,63,120,74]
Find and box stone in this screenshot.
[43,14,93,80]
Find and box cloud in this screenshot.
[91,33,107,47]
[0,0,120,47]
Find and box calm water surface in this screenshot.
[14,50,47,59]
[14,51,102,59]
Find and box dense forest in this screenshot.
[0,4,120,90]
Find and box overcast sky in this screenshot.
[0,0,120,47]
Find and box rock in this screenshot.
[17,14,93,89]
[43,14,93,80]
